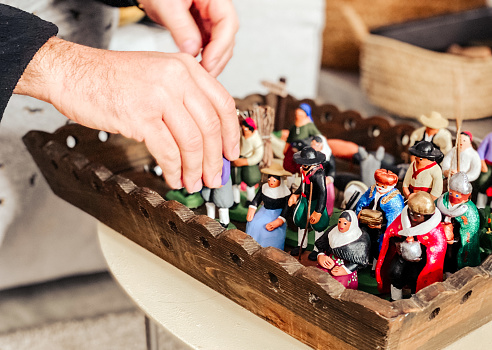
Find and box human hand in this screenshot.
[309,211,321,224]
[15,37,240,192]
[139,0,239,77]
[317,254,335,269]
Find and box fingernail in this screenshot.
[212,172,222,188]
[180,40,198,55]
[191,179,203,193]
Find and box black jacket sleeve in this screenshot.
[0,5,58,119]
[96,0,140,7]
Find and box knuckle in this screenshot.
[183,133,203,153]
[221,94,236,113]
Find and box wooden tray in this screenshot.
[23,95,492,349]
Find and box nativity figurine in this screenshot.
[441,131,481,182]
[355,169,404,276]
[402,141,444,201]
[315,210,370,289]
[232,117,264,207]
[376,192,447,300]
[436,172,480,273]
[288,146,330,261]
[245,163,291,250]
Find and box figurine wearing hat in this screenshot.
[402,141,444,201]
[409,111,453,157]
[355,169,405,274]
[436,172,480,273]
[288,147,330,260]
[441,131,481,182]
[232,117,264,206]
[376,192,446,300]
[246,163,292,250]
[315,210,370,289]
[310,135,336,216]
[283,103,322,174]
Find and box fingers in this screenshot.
[194,0,239,75]
[183,87,224,188]
[142,0,203,57]
[182,55,240,161]
[143,121,183,190]
[161,103,206,193]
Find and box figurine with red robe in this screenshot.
[376,192,447,300]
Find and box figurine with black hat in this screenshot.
[409,111,453,157]
[402,141,444,201]
[287,146,330,260]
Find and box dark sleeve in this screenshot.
[95,0,140,7]
[250,186,263,208]
[314,224,336,253]
[325,157,336,179]
[313,171,327,214]
[278,196,290,219]
[0,5,58,119]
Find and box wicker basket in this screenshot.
[322,0,486,69]
[360,10,492,120]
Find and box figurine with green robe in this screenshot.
[436,172,480,273]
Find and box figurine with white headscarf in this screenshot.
[315,210,370,289]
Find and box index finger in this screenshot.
[183,55,240,161]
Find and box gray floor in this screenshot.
[0,272,137,334]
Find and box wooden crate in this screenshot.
[23,94,492,349]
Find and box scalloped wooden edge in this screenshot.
[22,95,492,350]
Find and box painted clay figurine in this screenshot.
[246,163,292,250]
[288,147,330,261]
[441,131,481,182]
[436,172,480,273]
[402,141,444,201]
[376,192,446,300]
[232,117,264,206]
[476,132,492,209]
[355,169,404,275]
[409,111,453,157]
[315,210,370,289]
[201,159,234,228]
[283,103,321,174]
[310,135,336,216]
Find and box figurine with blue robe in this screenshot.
[246,163,291,250]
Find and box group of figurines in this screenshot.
[165,104,492,301]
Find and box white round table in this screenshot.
[97,222,311,350]
[97,222,491,350]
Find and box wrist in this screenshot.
[14,37,69,104]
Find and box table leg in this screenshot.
[145,315,159,350]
